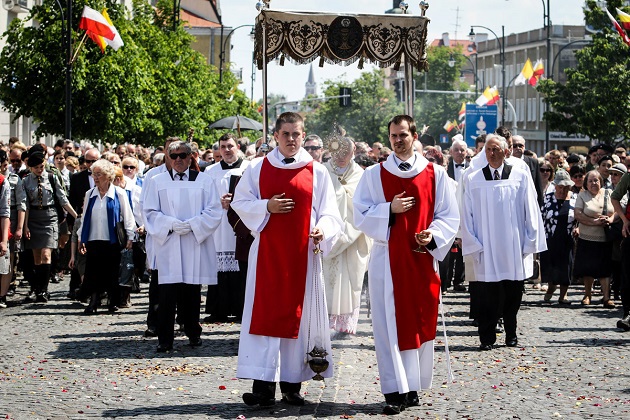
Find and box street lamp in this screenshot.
[448,53,478,97]
[219,25,255,83]
[469,25,505,126]
[542,0,551,151]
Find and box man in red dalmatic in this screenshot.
[232,112,343,408]
[354,115,460,415]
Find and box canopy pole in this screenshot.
[262,22,268,140]
[404,59,414,118]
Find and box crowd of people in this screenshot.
[0,117,629,416]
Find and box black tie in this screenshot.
[177,172,185,180]
[493,169,500,180]
[283,158,295,164]
[455,163,465,168]
[398,162,411,171]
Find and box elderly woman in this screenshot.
[541,170,577,304]
[23,151,77,303]
[122,155,143,187]
[76,159,135,314]
[573,170,616,307]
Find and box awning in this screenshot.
[254,10,430,71]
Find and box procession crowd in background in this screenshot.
[0,116,630,415]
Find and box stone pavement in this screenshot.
[1,279,629,419]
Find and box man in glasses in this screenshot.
[9,148,25,175]
[303,134,323,163]
[144,140,221,353]
[232,112,342,407]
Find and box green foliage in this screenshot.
[413,45,470,141]
[0,0,260,147]
[305,69,403,147]
[537,0,630,145]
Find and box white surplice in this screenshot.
[205,159,250,272]
[353,152,459,394]
[143,171,221,285]
[140,164,167,270]
[232,148,343,384]
[323,160,372,334]
[460,163,547,282]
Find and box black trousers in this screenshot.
[477,280,524,345]
[448,244,465,287]
[147,270,159,330]
[620,238,630,315]
[205,268,246,320]
[252,379,301,398]
[157,283,202,346]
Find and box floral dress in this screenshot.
[540,192,576,286]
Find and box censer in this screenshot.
[306,242,329,381]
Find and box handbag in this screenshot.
[602,189,623,242]
[116,220,128,247]
[118,249,134,287]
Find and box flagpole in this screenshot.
[70,32,88,64]
[65,0,72,141]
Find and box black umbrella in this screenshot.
[208,115,263,137]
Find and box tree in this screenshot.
[537,0,630,145]
[0,0,259,147]
[305,69,402,146]
[413,45,470,141]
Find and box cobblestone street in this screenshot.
[1,279,629,419]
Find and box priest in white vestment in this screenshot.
[143,141,222,353]
[460,134,546,351]
[204,133,250,322]
[354,115,459,415]
[232,112,342,408]
[323,137,371,335]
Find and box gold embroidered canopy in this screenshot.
[254,10,430,71]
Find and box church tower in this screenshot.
[305,64,317,97]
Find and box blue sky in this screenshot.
[220,0,586,102]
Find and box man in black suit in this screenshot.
[443,136,468,293]
[511,134,544,206]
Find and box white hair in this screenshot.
[450,139,467,150]
[485,134,509,151]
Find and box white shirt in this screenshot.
[77,184,135,242]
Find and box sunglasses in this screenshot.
[10,159,21,163]
[85,159,97,164]
[304,146,321,151]
[571,174,584,178]
[122,165,136,170]
[540,168,552,173]
[169,152,190,160]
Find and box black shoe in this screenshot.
[50,275,60,284]
[281,392,305,406]
[453,284,467,292]
[189,337,202,347]
[23,292,36,304]
[108,306,119,313]
[617,314,630,331]
[243,392,276,407]
[0,296,7,309]
[383,403,405,415]
[84,307,98,315]
[506,338,519,347]
[144,328,157,338]
[156,343,173,353]
[35,293,49,303]
[405,391,419,407]
[479,343,494,351]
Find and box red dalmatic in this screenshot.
[250,158,313,339]
[381,163,440,351]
